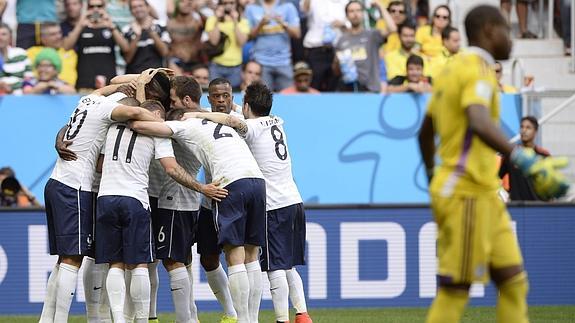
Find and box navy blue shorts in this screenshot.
[95,196,155,265]
[44,179,95,257]
[215,178,266,249]
[196,206,221,255]
[149,196,159,217]
[153,208,198,263]
[260,203,307,271]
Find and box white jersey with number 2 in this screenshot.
[166,118,263,188]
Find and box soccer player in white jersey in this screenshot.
[41,73,171,323]
[96,100,227,323]
[187,82,313,323]
[131,79,267,323]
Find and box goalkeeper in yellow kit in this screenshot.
[418,5,570,323]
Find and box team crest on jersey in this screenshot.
[102,29,112,39]
[475,80,492,102]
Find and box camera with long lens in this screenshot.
[89,11,102,22]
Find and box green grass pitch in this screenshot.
[2,306,574,322]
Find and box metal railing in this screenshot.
[509,90,575,143]
[511,58,526,90]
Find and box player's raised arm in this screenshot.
[129,120,174,137]
[111,105,162,123]
[186,111,248,136]
[159,157,228,201]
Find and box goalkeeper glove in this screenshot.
[510,147,570,200]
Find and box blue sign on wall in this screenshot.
[0,205,573,315]
[0,94,522,204]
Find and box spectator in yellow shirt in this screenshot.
[415,4,451,58]
[385,22,419,80]
[206,0,250,89]
[377,1,408,54]
[427,26,460,78]
[27,22,78,87]
[494,61,518,93]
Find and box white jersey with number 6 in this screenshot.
[98,122,174,208]
[244,116,302,210]
[50,94,125,191]
[166,118,263,188]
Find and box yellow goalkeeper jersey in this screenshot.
[427,47,501,197]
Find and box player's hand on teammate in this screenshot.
[511,147,570,200]
[137,68,159,85]
[56,137,77,161]
[201,180,228,202]
[136,68,174,86]
[156,68,175,78]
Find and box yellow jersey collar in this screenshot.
[467,46,495,66]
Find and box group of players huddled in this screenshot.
[40,67,312,323]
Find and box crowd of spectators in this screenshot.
[0,0,570,95]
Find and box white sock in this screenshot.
[206,263,237,318]
[169,267,192,323]
[246,261,263,323]
[124,270,135,322]
[148,261,159,319]
[130,268,151,323]
[286,268,308,313]
[268,270,290,322]
[228,264,250,323]
[99,265,113,323]
[39,263,59,323]
[83,258,103,323]
[186,264,199,322]
[106,267,126,323]
[54,263,79,323]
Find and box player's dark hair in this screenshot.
[521,116,539,130]
[465,5,507,45]
[118,97,141,106]
[209,77,232,89]
[241,60,262,72]
[398,22,416,34]
[166,108,186,121]
[145,72,171,113]
[406,54,424,68]
[244,82,273,116]
[441,26,458,41]
[172,76,202,103]
[141,100,166,119]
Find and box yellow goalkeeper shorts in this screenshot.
[431,192,524,284]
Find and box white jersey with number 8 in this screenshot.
[244,116,302,210]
